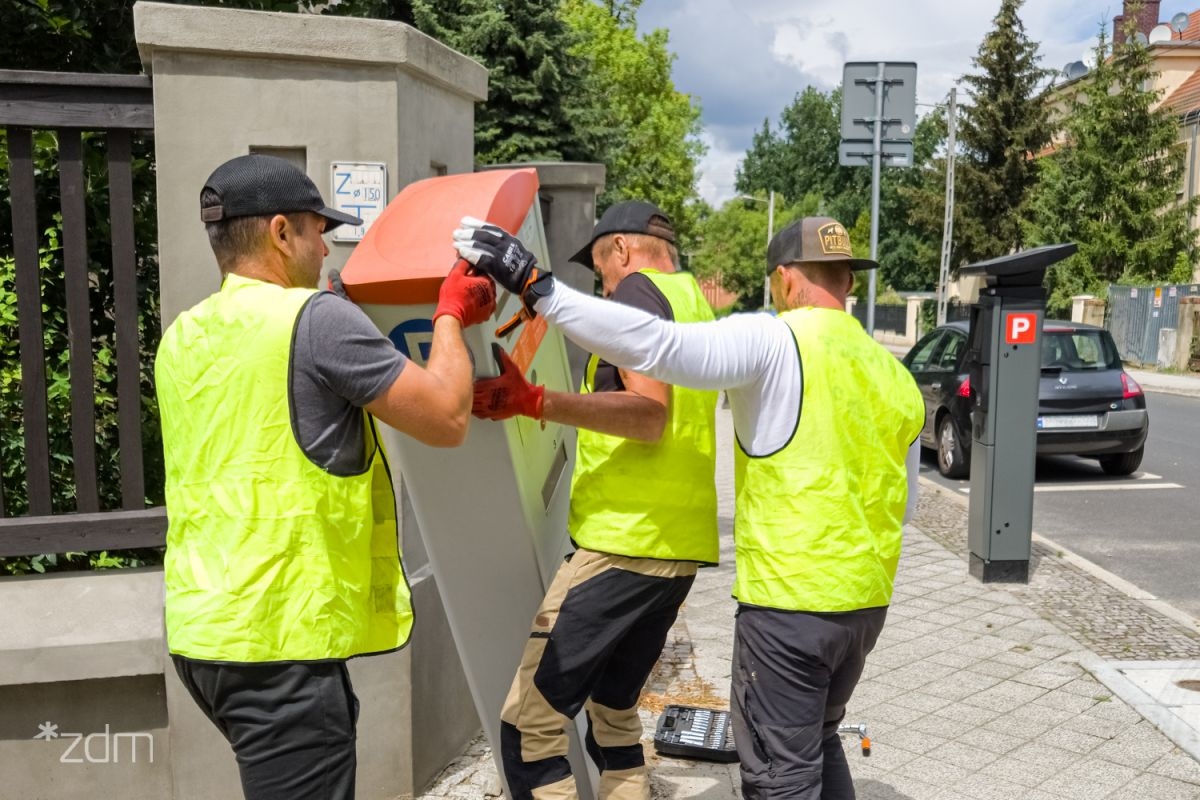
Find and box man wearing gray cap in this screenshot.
[156,154,496,800]
[472,200,719,800]
[455,214,924,800]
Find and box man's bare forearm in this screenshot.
[542,389,666,442]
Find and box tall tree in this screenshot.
[691,194,821,310]
[738,86,943,292]
[954,0,1053,264]
[737,87,841,203]
[1026,23,1197,316]
[560,0,704,244]
[402,0,601,165]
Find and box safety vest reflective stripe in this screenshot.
[156,274,412,662]
[732,308,925,612]
[568,270,720,564]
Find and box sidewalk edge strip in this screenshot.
[1080,654,1200,763]
[918,476,1200,635]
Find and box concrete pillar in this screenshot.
[846,296,858,315]
[1071,295,1093,323]
[1082,298,1106,327]
[135,4,486,797]
[1177,297,1200,370]
[134,0,488,324]
[1158,328,1178,369]
[906,296,923,344]
[480,162,606,386]
[1072,295,1106,326]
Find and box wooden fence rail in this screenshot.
[1,70,164,556]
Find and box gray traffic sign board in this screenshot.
[840,62,918,142]
[838,140,914,168]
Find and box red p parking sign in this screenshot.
[1005,312,1038,345]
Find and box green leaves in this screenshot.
[691,194,821,311]
[955,0,1053,264]
[1025,20,1197,315]
[561,0,704,246]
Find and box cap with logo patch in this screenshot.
[200,154,362,231]
[569,200,676,269]
[766,216,877,273]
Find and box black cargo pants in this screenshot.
[731,604,888,800]
[173,656,359,800]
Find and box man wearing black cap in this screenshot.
[156,154,496,800]
[455,214,924,800]
[470,201,719,800]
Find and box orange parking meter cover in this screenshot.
[340,168,540,306]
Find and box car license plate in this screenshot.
[1037,414,1099,430]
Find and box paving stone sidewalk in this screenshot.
[419,407,1200,799]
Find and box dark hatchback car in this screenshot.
[903,320,1149,479]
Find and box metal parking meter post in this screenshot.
[960,244,1077,583]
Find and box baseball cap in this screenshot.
[569,200,676,269]
[199,154,362,231]
[766,217,878,273]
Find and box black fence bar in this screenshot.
[0,508,166,558]
[57,130,100,513]
[7,127,53,516]
[107,130,145,510]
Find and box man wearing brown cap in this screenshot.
[470,201,719,800]
[156,154,496,800]
[456,214,924,800]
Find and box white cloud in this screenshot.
[639,0,1198,206]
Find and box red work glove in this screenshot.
[473,346,545,420]
[434,260,496,327]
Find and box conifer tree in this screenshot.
[1027,22,1197,315]
[404,0,600,165]
[954,0,1053,264]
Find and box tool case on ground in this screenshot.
[653,705,738,763]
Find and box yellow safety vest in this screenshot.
[568,270,720,564]
[733,307,924,612]
[156,274,413,662]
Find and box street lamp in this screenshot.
[738,190,775,309]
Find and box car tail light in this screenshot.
[957,377,971,398]
[1122,373,1143,399]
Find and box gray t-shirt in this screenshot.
[290,291,407,475]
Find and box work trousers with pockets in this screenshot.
[173,656,359,800]
[731,604,888,800]
[500,548,697,800]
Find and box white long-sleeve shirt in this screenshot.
[537,281,921,523]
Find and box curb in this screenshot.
[917,476,1200,636]
[1142,386,1200,399]
[1080,655,1200,764]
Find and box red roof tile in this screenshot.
[1178,10,1200,40]
[1163,67,1200,114]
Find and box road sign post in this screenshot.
[839,61,917,335]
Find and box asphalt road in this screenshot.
[918,390,1200,620]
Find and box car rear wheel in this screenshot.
[1099,446,1144,476]
[936,415,968,479]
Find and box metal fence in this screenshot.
[1106,283,1200,365]
[852,302,907,333]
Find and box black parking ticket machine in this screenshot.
[959,244,1077,583]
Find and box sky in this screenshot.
[635,0,1199,205]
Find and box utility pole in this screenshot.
[839,61,917,334]
[866,62,886,336]
[764,189,775,310]
[937,86,957,326]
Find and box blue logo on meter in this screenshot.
[388,319,434,365]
